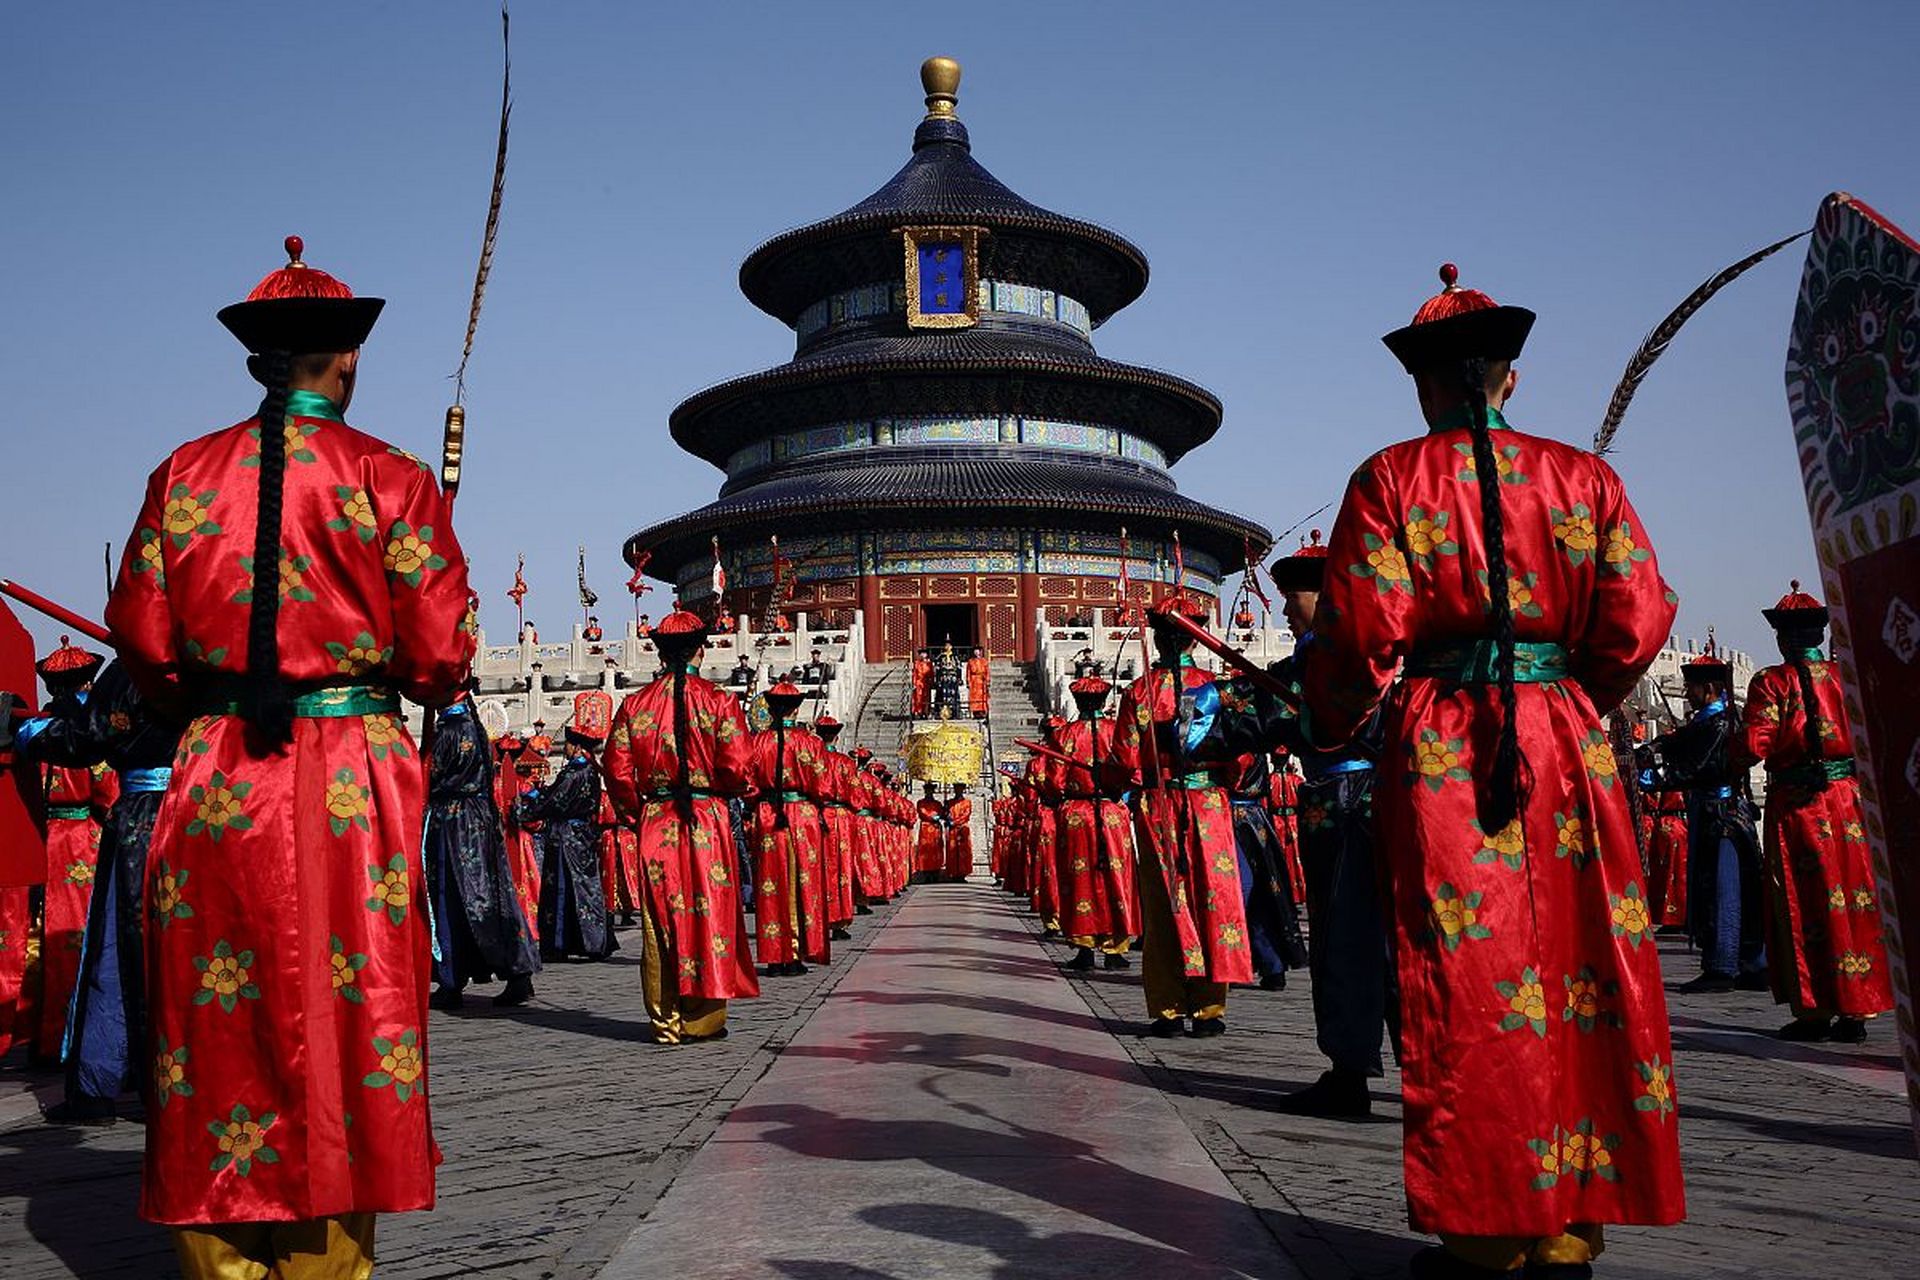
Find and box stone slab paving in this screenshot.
[1055,909,1920,1280]
[598,883,1291,1279]
[0,896,904,1280]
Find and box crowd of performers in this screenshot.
[910,642,991,719]
[0,241,1898,1279]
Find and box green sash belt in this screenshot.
[770,791,809,804]
[1405,640,1569,685]
[199,683,399,718]
[1772,757,1856,788]
[854,808,876,817]
[643,787,717,801]
[47,804,91,821]
[1274,806,1297,816]
[1147,770,1218,791]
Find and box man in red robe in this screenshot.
[944,783,974,880]
[915,782,949,883]
[1304,265,1684,1275]
[105,237,476,1275]
[1108,598,1254,1037]
[814,716,860,935]
[747,682,831,974]
[1741,583,1894,1042]
[965,647,990,718]
[22,639,116,1066]
[911,651,933,716]
[602,609,758,1042]
[1052,676,1138,971]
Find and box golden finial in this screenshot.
[921,57,962,120]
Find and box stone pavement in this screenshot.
[600,884,1285,1279]
[3,884,1917,1279]
[1058,920,1920,1280]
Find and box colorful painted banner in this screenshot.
[1784,191,1920,1147]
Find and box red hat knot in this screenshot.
[245,234,355,303]
[1772,580,1824,612]
[1411,262,1499,325]
[655,608,709,636]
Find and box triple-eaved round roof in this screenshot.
[739,113,1149,329]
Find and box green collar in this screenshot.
[1792,648,1824,662]
[1430,405,1511,434]
[284,389,344,422]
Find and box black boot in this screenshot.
[1103,951,1131,970]
[43,1096,117,1127]
[429,985,465,1011]
[1409,1245,1515,1279]
[1275,1068,1372,1119]
[1831,1016,1868,1044]
[1259,971,1288,992]
[1148,1017,1184,1038]
[493,974,536,1008]
[1065,947,1096,972]
[856,903,874,915]
[1673,971,1735,994]
[1188,1016,1226,1038]
[1777,1015,1832,1041]
[831,926,853,941]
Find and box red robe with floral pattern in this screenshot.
[1266,763,1308,907]
[1646,790,1688,928]
[37,761,116,1058]
[1742,660,1893,1017]
[602,674,758,1000]
[597,790,640,915]
[819,749,862,922]
[1108,662,1254,985]
[1050,718,1139,941]
[748,725,831,966]
[105,404,474,1225]
[1305,411,1684,1236]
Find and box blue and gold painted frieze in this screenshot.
[727,415,1169,478]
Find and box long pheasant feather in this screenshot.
[1593,228,1809,456]
[453,5,511,405]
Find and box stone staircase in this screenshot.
[843,660,1050,877]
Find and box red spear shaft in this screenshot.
[1158,610,1299,706]
[0,578,115,647]
[1014,737,1084,771]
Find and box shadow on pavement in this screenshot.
[780,1029,1145,1086]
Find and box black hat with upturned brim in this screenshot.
[216,235,384,354]
[1382,264,1533,375]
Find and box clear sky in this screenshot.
[4,1,1916,665]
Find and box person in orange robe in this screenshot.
[965,647,990,718]
[602,609,758,1042]
[1267,749,1309,908]
[104,237,475,1275]
[944,784,974,880]
[915,782,948,883]
[814,716,860,934]
[1741,583,1894,1042]
[1052,677,1138,971]
[911,651,933,716]
[747,682,831,974]
[1303,266,1683,1273]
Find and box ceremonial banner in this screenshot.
[0,600,45,885]
[1785,192,1920,1144]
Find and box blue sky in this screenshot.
[4,1,1916,663]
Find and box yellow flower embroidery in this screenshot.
[365,853,411,925]
[1582,735,1618,784]
[1609,883,1652,949]
[162,492,212,540]
[1415,737,1460,779]
[1404,518,1439,558]
[186,771,253,842]
[1553,510,1597,553]
[325,769,371,835]
[1605,525,1637,565]
[1367,541,1410,584]
[385,531,431,578]
[363,1029,425,1101]
[191,940,260,1012]
[154,1038,191,1105]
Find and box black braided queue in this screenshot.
[241,350,295,740]
[657,636,699,826]
[772,716,790,831]
[1463,356,1526,832]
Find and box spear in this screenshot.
[0,578,114,647]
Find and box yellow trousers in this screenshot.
[171,1214,374,1280]
[1440,1224,1605,1270]
[639,896,726,1044]
[1136,858,1226,1022]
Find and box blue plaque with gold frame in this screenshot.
[901,225,983,329]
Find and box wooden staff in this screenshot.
[0,578,115,647]
[1157,610,1299,706]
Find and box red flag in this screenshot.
[507,553,528,609]
[625,549,653,598]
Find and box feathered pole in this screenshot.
[1592,228,1809,456]
[442,4,513,503]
